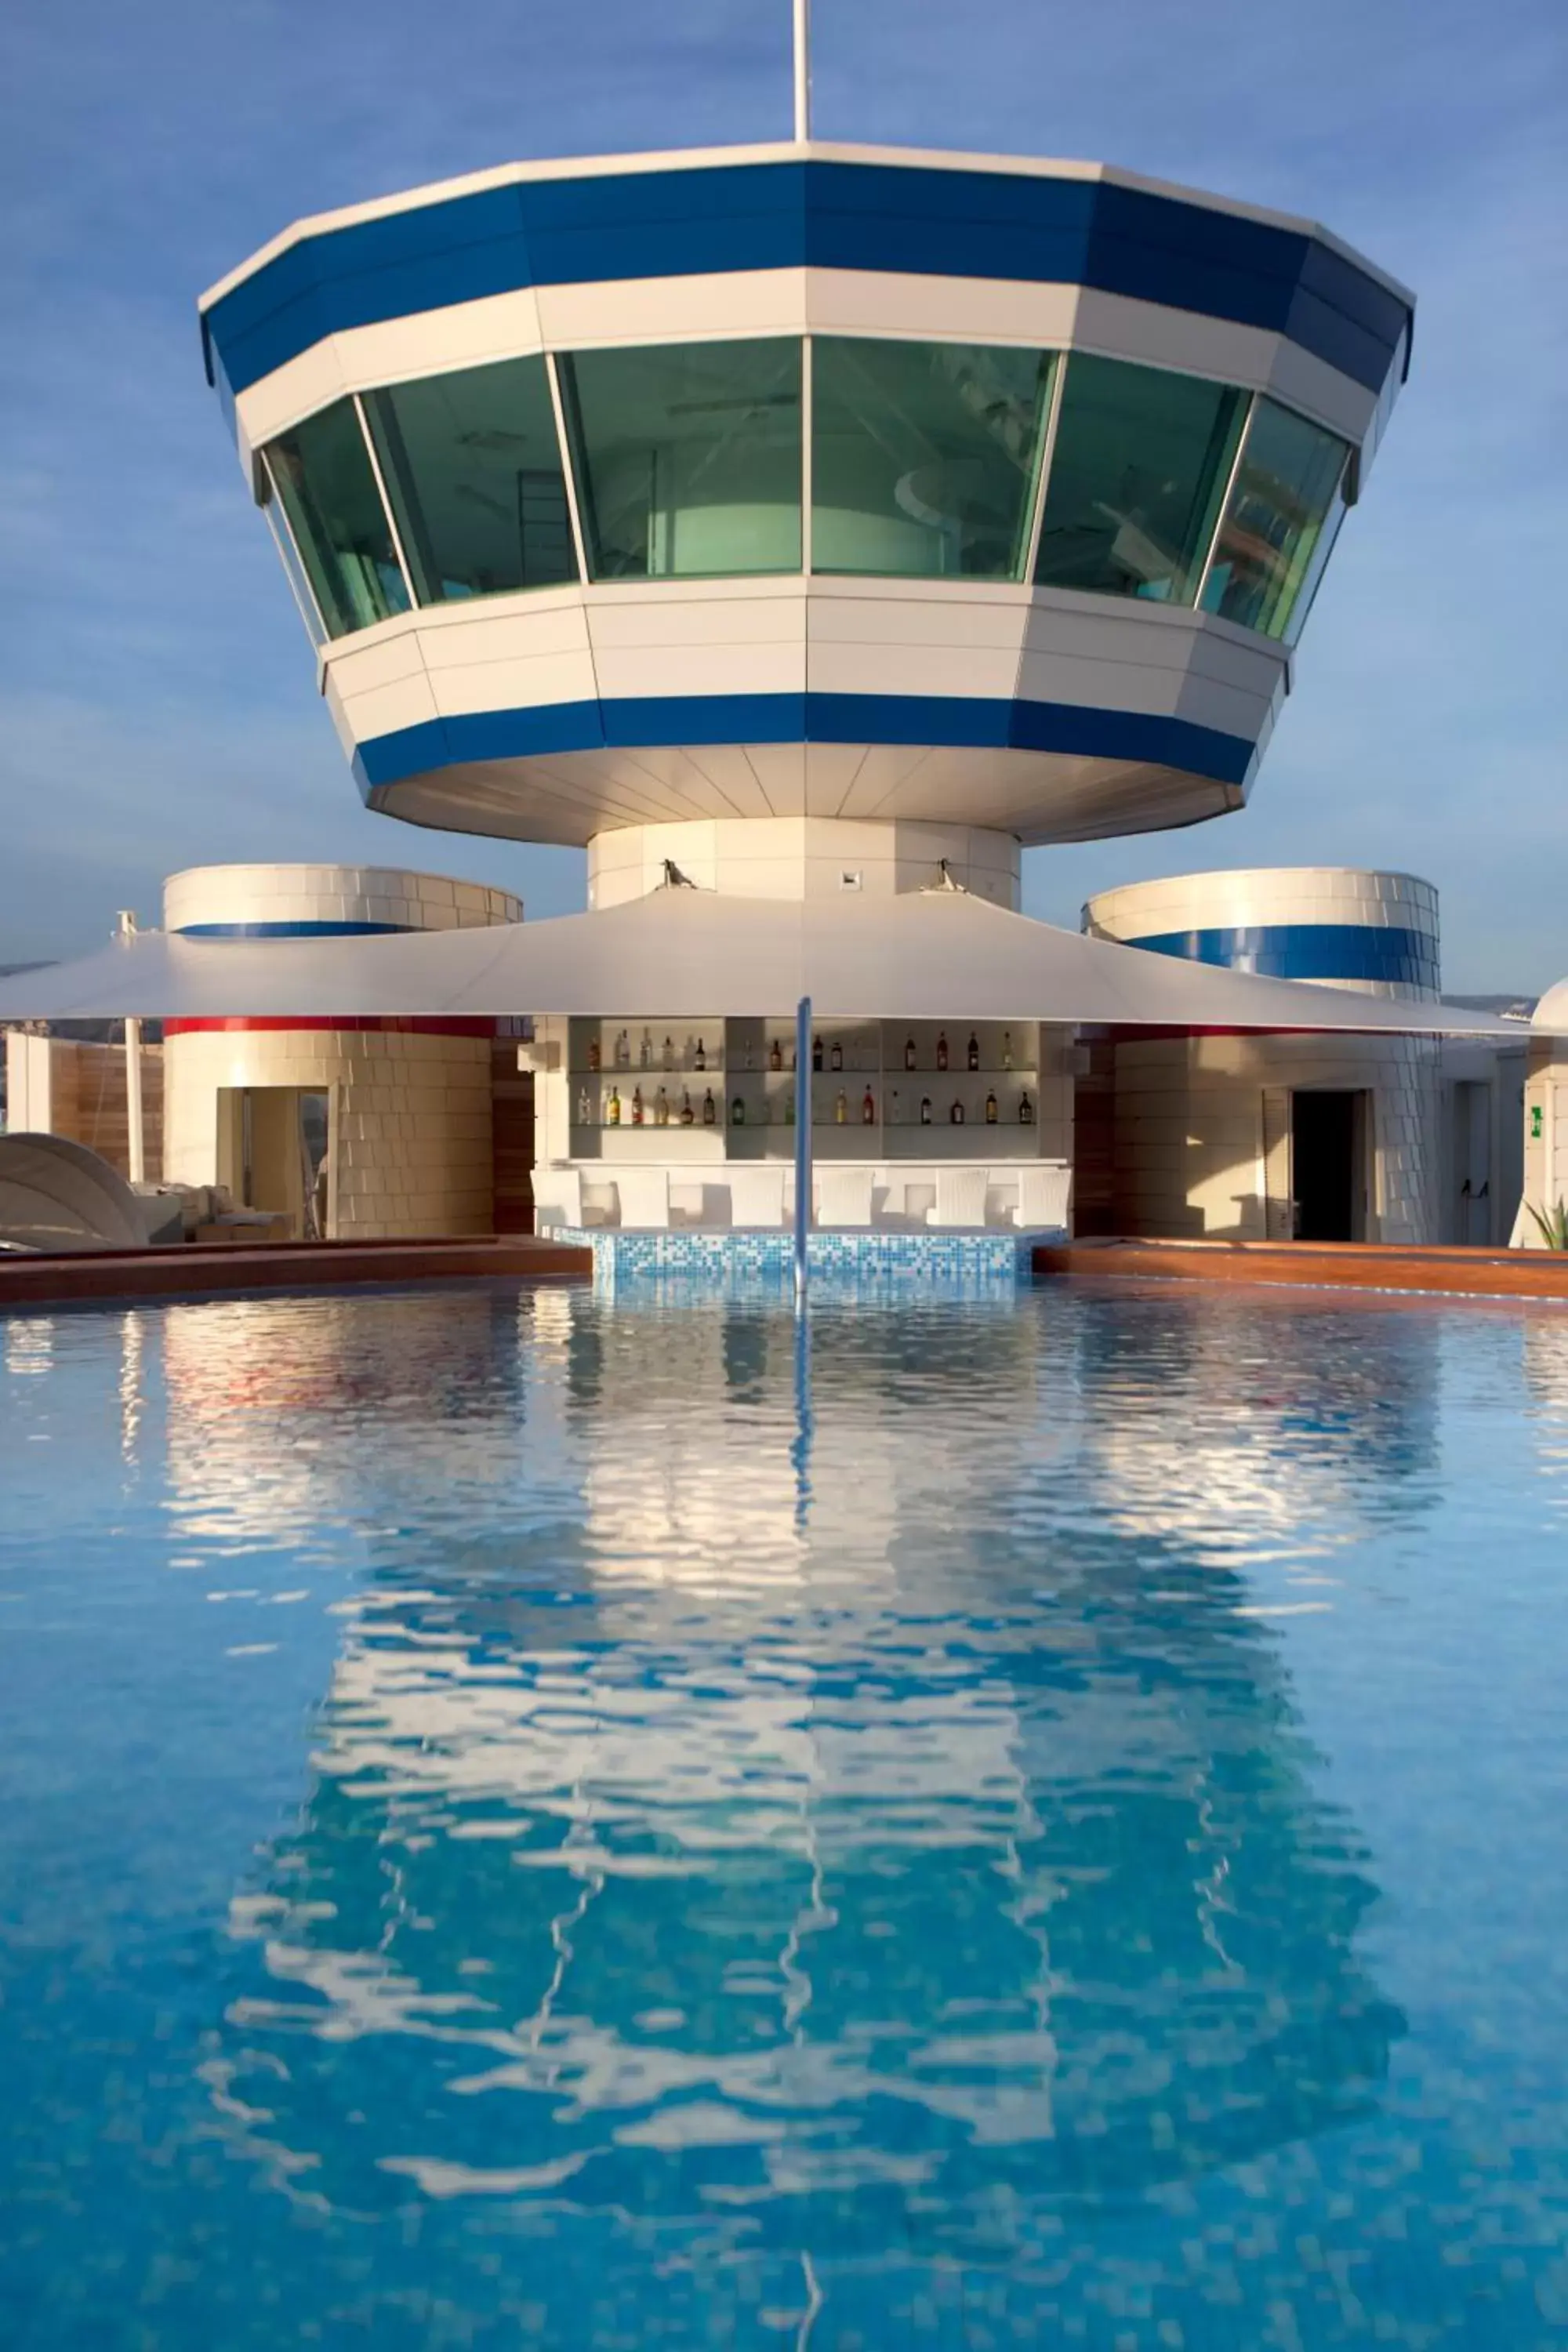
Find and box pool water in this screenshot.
[2,1281,1567,2350]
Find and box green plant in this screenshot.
[1525,1197,1568,1250]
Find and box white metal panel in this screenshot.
[426,652,601,720]
[535,269,809,350]
[805,592,1032,653]
[413,602,594,670]
[590,641,808,702]
[585,590,809,651]
[332,671,442,743]
[324,631,430,699]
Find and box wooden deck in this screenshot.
[0,1234,593,1312]
[1033,1236,1568,1301]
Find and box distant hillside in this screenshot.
[1443,993,1537,1019]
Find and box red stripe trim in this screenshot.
[163,1016,496,1038]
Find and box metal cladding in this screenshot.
[201,143,1414,850]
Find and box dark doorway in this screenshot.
[1292,1090,1364,1243]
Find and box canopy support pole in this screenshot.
[793,994,811,1304]
[117,912,145,1188]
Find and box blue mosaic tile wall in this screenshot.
[550,1227,1063,1289]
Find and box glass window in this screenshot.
[363,357,576,605]
[558,339,801,579]
[811,337,1054,579]
[1200,397,1351,641]
[1033,356,1246,605]
[262,399,409,639]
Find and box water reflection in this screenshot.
[165,1289,1407,2266]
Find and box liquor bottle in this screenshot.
[731,1092,746,1126]
[812,1035,824,1073]
[639,1028,652,1069]
[587,1036,601,1073]
[615,1029,630,1069]
[784,1092,796,1127]
[890,1089,901,1127]
[608,1086,622,1127]
[967,1031,980,1073]
[768,1036,782,1073]
[904,1035,916,1072]
[835,1088,848,1125]
[920,1095,933,1127]
[985,1090,999,1125]
[655,1086,670,1127]
[702,1087,717,1127]
[829,1040,843,1073]
[681,1088,695,1127]
[1001,1029,1014,1073]
[631,1085,644,1127]
[576,1087,591,1125]
[861,1087,876,1125]
[949,1098,965,1126]
[1018,1090,1035,1127]
[695,1037,706,1073]
[936,1030,949,1073]
[662,1034,674,1070]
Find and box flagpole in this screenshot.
[793,0,811,142]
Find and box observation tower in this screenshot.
[171,22,1469,1252]
[200,95,1412,886]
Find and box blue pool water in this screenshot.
[2,1280,1567,2350]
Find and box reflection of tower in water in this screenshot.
[188,1288,1403,2253]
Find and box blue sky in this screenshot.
[1,0,1563,988]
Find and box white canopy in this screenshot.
[0,890,1523,1036]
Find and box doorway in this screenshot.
[1291,1090,1367,1243]
[1451,1080,1493,1245]
[216,1086,333,1238]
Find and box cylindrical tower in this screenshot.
[162,865,519,1239]
[1080,869,1443,1244]
[1083,867,1440,998]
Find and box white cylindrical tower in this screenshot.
[162,865,520,1239]
[1080,869,1443,1244]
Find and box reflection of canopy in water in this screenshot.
[216,1519,1401,2227]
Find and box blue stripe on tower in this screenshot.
[349,692,1258,797]
[172,920,417,939]
[205,160,1410,399]
[1125,923,1439,988]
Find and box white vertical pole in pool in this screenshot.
[117,910,146,1188]
[793,995,812,1303]
[793,0,811,141]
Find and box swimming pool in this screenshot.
[3,1282,1566,2349]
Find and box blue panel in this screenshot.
[1126,923,1439,987]
[172,920,415,938]
[351,691,1258,796]
[205,159,1410,403]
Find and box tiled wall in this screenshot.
[1108,1029,1443,1243]
[553,1227,1053,1287]
[161,865,516,1238]
[588,819,1022,909]
[163,1027,495,1236]
[1085,867,1441,1000]
[164,863,519,935]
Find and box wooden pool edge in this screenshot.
[1033,1237,1568,1302]
[0,1236,594,1312]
